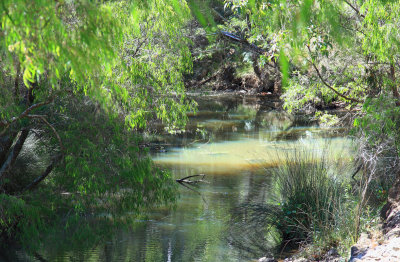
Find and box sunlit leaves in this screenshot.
[0,0,197,131]
[361,0,400,63]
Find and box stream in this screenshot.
[1,94,353,262]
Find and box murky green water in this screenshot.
[0,95,353,262]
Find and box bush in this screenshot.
[0,194,45,249]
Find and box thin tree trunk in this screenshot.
[0,132,17,167]
[23,154,63,192]
[389,63,400,100]
[0,129,29,181]
[14,61,20,101]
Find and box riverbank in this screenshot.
[349,177,400,261]
[257,160,400,262]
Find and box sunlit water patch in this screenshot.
[154,137,352,175]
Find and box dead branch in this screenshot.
[176,175,208,205]
[176,174,208,184]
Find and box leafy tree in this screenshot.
[0,0,195,245]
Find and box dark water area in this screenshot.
[0,95,353,262]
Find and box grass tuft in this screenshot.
[269,145,376,257]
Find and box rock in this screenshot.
[293,258,308,262]
[348,177,400,261]
[326,248,339,257]
[382,178,400,223]
[322,248,341,262]
[258,257,277,262]
[283,258,309,262]
[349,246,368,261]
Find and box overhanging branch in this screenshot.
[343,0,365,18]
[0,97,54,131]
[307,45,362,103]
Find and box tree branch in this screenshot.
[343,0,365,18]
[0,97,54,130]
[0,132,17,167]
[23,154,63,192]
[176,174,208,184]
[311,61,362,103]
[307,46,362,103]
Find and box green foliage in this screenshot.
[0,96,179,248]
[0,0,193,248]
[0,0,195,130]
[0,194,46,250]
[188,0,217,33]
[55,97,178,215]
[316,112,339,127]
[362,0,400,63]
[354,96,400,150]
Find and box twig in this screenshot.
[177,178,208,205]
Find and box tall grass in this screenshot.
[270,145,367,256]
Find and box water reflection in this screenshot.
[1,95,353,262]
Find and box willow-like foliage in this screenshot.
[0,0,195,248]
[0,0,195,129]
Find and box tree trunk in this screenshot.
[0,132,17,167]
[23,154,63,192]
[389,63,400,104]
[0,129,29,181]
[14,60,20,101]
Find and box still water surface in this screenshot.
[1,95,353,262]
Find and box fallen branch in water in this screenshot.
[176,174,209,184]
[176,174,209,205]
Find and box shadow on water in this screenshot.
[1,94,353,262]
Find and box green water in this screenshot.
[0,95,353,262]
